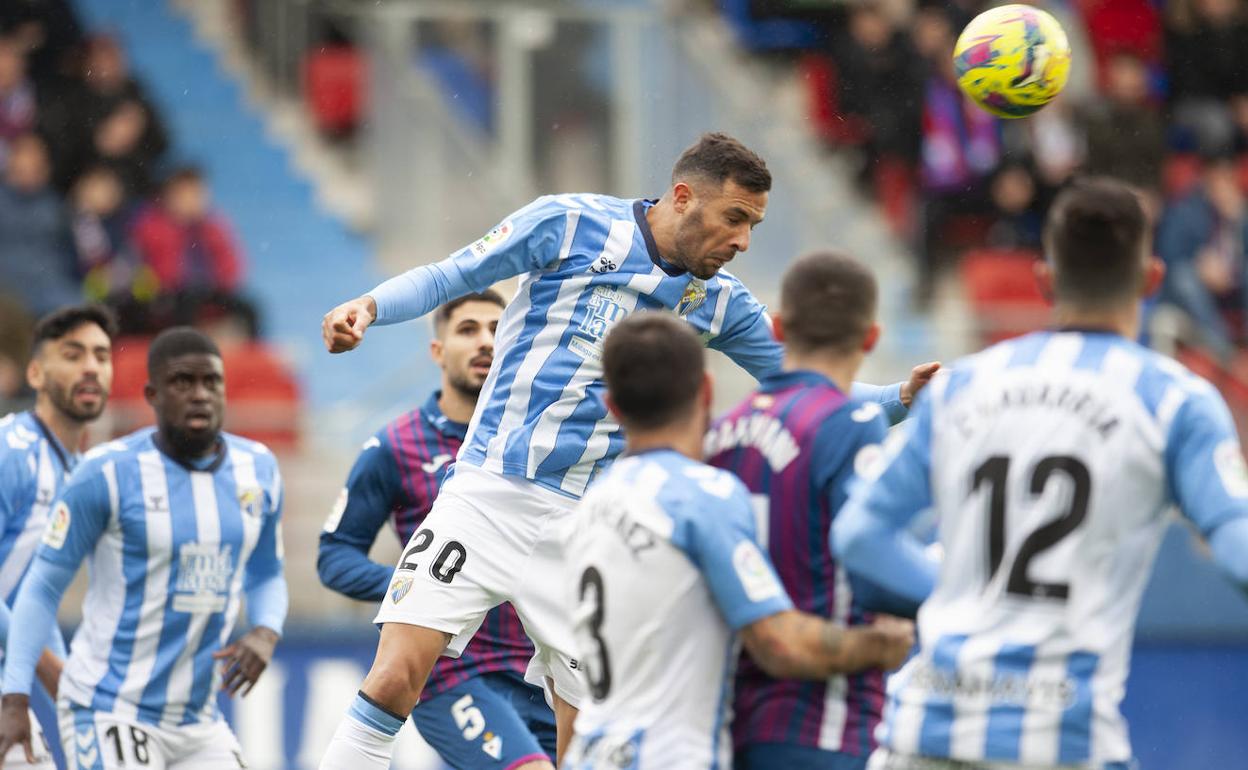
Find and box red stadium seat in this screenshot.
[960,249,1050,345]
[303,46,366,136]
[799,54,867,147]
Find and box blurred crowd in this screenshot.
[0,0,257,413]
[732,0,1248,366]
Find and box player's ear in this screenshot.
[429,338,444,367]
[1034,258,1056,304]
[701,371,714,410]
[672,182,693,212]
[605,393,623,422]
[143,381,157,408]
[1141,255,1165,299]
[862,322,881,354]
[770,313,786,343]
[25,356,43,391]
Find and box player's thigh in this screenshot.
[511,509,585,709]
[376,480,525,647]
[164,720,245,770]
[58,705,169,770]
[411,676,553,769]
[736,743,868,770]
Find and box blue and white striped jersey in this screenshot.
[370,194,906,499]
[0,411,75,606]
[564,449,793,770]
[38,428,284,728]
[843,330,1248,767]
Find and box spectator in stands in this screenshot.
[1157,156,1248,359]
[1079,51,1165,193]
[62,97,162,196]
[0,0,83,86]
[0,37,36,167]
[983,160,1044,253]
[1165,0,1248,155]
[131,166,246,309]
[916,10,1001,299]
[0,296,34,415]
[0,133,79,317]
[74,36,167,162]
[828,1,923,166]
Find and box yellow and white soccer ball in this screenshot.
[953,4,1071,119]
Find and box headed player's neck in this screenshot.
[438,384,478,424]
[782,348,862,395]
[1052,300,1139,340]
[624,417,705,462]
[33,398,88,456]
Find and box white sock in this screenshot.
[318,693,404,770]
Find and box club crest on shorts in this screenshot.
[238,487,264,518]
[390,576,414,604]
[676,280,707,317]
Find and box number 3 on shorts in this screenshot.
[398,528,469,584]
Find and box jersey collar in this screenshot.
[152,432,228,473]
[760,369,843,394]
[421,391,469,441]
[27,410,74,474]
[633,199,686,277]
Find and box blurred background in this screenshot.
[1,0,1246,767]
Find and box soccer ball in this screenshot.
[953,4,1071,119]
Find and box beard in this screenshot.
[671,211,720,279]
[46,379,105,423]
[448,370,485,399]
[163,423,221,459]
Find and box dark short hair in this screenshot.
[603,313,705,430]
[433,290,506,336]
[671,132,772,193]
[32,304,118,356]
[162,165,204,192]
[1044,177,1148,306]
[780,251,877,355]
[147,327,221,378]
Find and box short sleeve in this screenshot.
[677,472,793,629]
[1166,388,1248,535]
[36,459,113,569]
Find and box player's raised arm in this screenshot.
[0,461,113,767]
[321,197,572,353]
[831,387,940,605]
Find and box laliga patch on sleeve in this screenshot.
[732,540,783,602]
[1214,439,1248,498]
[853,443,885,481]
[470,220,514,258]
[43,501,70,549]
[323,488,348,533]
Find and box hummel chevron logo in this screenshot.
[76,729,94,749]
[77,745,98,767]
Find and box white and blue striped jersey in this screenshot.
[848,330,1248,767]
[0,411,75,606]
[444,195,784,498]
[371,194,908,498]
[563,449,793,770]
[39,428,284,728]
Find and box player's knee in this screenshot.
[364,624,450,706]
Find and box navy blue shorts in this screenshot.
[736,743,869,770]
[412,672,556,769]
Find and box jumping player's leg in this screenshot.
[410,674,554,770]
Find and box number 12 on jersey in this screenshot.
[971,455,1092,601]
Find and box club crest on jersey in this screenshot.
[238,487,264,518]
[42,501,70,550]
[390,576,414,604]
[676,280,707,317]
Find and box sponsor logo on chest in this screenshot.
[173,543,235,613]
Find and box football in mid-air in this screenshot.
[953,4,1071,119]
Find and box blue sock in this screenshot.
[347,692,404,736]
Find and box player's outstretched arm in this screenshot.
[740,611,914,679]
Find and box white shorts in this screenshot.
[59,701,245,770]
[374,464,586,707]
[4,709,54,770]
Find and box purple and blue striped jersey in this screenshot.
[705,369,890,757]
[318,391,533,699]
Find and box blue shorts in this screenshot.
[736,743,869,770]
[412,672,556,769]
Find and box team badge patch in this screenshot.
[43,501,70,550]
[238,488,264,518]
[390,576,414,604]
[732,540,783,602]
[676,280,707,317]
[1215,439,1248,498]
[470,220,514,257]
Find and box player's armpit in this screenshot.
[741,610,914,679]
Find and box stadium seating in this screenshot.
[959,248,1049,346]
